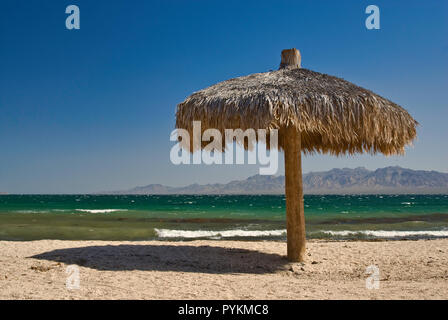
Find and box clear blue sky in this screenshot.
[0,0,447,193]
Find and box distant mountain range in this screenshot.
[105,166,448,195]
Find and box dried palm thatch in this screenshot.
[176,58,417,156]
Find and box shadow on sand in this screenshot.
[31,244,289,274]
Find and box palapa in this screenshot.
[175,48,417,261]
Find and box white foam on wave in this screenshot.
[155,229,286,239]
[17,210,48,214]
[321,230,448,238]
[75,209,127,213]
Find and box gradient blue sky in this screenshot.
[1,0,447,193]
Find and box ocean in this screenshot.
[0,194,447,241]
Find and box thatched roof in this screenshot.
[176,66,417,155]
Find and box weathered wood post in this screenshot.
[280,49,306,262]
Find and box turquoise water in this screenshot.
[0,194,447,240]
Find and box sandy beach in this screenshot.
[0,239,447,300]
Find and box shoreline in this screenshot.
[0,236,448,242]
[1,238,447,299]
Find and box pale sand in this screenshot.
[0,239,447,299]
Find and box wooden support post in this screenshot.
[279,48,306,262]
[284,126,306,262]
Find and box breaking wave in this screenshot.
[321,230,448,238]
[75,209,127,213]
[155,228,286,239]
